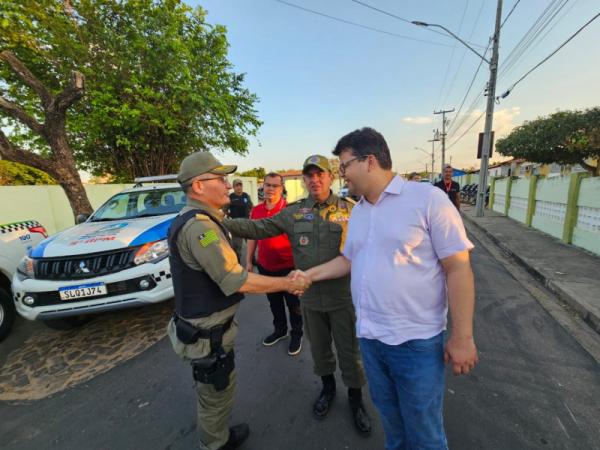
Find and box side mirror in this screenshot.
[76,214,90,224]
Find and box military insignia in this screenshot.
[299,208,311,214]
[309,156,319,164]
[328,205,337,213]
[199,229,219,247]
[299,235,309,246]
[303,213,314,220]
[293,213,304,220]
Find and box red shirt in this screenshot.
[250,198,295,272]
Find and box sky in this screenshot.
[189,0,599,174]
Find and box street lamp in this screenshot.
[412,0,503,217]
[414,147,432,182]
[412,21,490,64]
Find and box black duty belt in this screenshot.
[173,314,234,351]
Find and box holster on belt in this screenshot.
[173,314,235,391]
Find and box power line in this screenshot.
[500,0,579,81]
[273,0,453,47]
[348,0,487,49]
[436,0,470,107]
[445,41,489,139]
[501,0,521,28]
[499,0,569,79]
[446,111,485,150]
[499,12,600,98]
[441,0,485,107]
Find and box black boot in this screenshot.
[348,388,372,436]
[313,374,336,419]
[218,423,250,450]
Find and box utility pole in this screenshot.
[434,108,454,174]
[427,129,440,183]
[476,0,503,217]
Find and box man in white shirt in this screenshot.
[298,127,478,450]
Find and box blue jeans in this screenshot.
[359,333,448,450]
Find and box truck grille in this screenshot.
[34,248,138,280]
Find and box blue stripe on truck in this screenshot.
[30,234,58,258]
[129,217,174,247]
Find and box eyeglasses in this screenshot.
[204,176,229,183]
[264,182,282,189]
[339,155,370,175]
[190,176,229,186]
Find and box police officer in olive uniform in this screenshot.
[224,155,372,435]
[167,151,309,450]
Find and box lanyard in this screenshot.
[445,181,452,193]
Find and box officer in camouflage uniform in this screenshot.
[167,151,308,450]
[224,155,372,435]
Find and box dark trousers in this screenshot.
[257,265,303,337]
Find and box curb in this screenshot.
[462,212,600,335]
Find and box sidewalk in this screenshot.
[461,205,600,335]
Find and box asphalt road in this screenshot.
[1,233,599,450]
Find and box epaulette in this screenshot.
[195,213,211,221]
[341,196,357,205]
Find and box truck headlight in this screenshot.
[17,255,36,279]
[134,240,169,265]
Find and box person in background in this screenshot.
[434,165,461,210]
[407,172,422,182]
[225,179,253,259]
[246,172,303,356]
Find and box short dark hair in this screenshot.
[264,172,284,185]
[333,127,392,170]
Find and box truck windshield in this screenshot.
[90,188,186,221]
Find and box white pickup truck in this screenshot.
[12,178,185,328]
[0,220,48,340]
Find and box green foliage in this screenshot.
[0,160,56,185]
[0,0,262,182]
[496,107,600,173]
[238,167,266,179]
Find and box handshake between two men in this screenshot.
[284,269,312,297]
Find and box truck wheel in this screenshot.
[43,315,92,330]
[0,286,16,342]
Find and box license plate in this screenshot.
[58,282,107,301]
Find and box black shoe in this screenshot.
[288,335,302,356]
[262,330,287,346]
[313,376,336,419]
[350,400,372,436]
[218,423,250,450]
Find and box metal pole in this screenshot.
[427,129,440,183]
[434,108,454,174]
[476,0,503,217]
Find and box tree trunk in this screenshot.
[0,51,93,219]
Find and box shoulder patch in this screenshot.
[199,229,220,247]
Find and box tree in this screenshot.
[239,167,266,179]
[0,0,261,216]
[0,49,90,215]
[0,160,56,185]
[496,107,600,176]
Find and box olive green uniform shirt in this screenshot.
[224,192,353,312]
[176,198,248,298]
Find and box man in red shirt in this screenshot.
[246,172,303,356]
